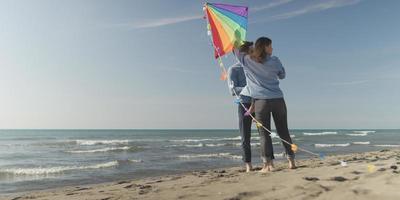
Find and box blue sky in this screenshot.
[1,0,399,129]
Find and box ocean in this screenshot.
[0,129,399,194]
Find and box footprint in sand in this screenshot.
[330,176,348,182]
[124,184,138,189]
[352,188,370,195]
[303,177,320,181]
[376,167,386,172]
[225,191,260,200]
[74,187,90,192]
[116,181,130,185]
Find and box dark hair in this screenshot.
[250,37,272,63]
[239,41,253,54]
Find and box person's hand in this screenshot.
[248,105,255,114]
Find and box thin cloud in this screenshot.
[255,0,362,23]
[114,0,362,29]
[330,80,369,86]
[115,14,203,29]
[252,0,294,12]
[115,0,293,29]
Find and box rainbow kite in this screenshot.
[204,3,248,58]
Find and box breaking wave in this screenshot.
[347,133,367,136]
[73,140,130,146]
[352,141,370,145]
[373,144,400,148]
[0,161,119,176]
[315,143,350,148]
[353,131,375,134]
[304,132,337,136]
[169,136,241,143]
[65,146,133,153]
[178,153,241,160]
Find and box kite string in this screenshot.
[203,5,319,158]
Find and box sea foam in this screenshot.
[353,131,375,134]
[373,144,400,148]
[315,143,350,148]
[0,161,119,176]
[178,153,241,160]
[347,133,368,136]
[352,141,370,145]
[169,136,242,143]
[74,140,130,146]
[304,132,337,136]
[65,146,132,153]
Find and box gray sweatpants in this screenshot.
[238,103,252,163]
[254,98,295,163]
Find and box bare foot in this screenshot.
[260,161,274,173]
[260,167,269,173]
[245,163,253,173]
[288,158,296,169]
[268,160,275,172]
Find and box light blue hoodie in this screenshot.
[227,63,252,104]
[236,51,286,99]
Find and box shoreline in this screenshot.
[3,149,400,200]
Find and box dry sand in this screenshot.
[2,149,400,200]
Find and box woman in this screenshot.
[237,37,295,172]
[227,41,254,172]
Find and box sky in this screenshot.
[0,0,399,129]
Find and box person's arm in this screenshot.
[244,102,255,116]
[227,67,236,96]
[276,57,286,79]
[235,86,244,95]
[278,67,286,79]
[232,48,245,65]
[228,67,244,96]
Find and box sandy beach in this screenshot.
[2,149,400,200]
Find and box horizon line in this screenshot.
[0,128,395,130]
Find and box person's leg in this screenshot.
[238,103,252,171]
[254,99,274,171]
[271,98,296,169]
